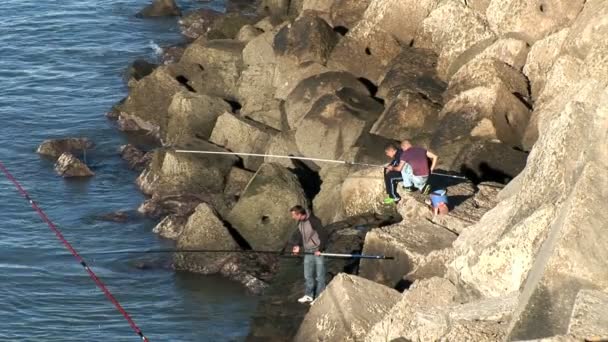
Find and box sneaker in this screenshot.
[298,295,313,303]
[402,186,416,192]
[310,299,316,306]
[383,197,401,204]
[421,184,431,195]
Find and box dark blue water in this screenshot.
[0,1,257,340]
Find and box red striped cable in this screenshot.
[0,161,149,341]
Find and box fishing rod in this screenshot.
[174,149,468,180]
[88,248,395,260]
[174,149,384,168]
[0,161,149,341]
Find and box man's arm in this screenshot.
[393,160,406,172]
[309,216,328,252]
[427,151,438,172]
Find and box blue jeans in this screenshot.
[304,249,326,298]
[401,164,428,190]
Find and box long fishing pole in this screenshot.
[174,149,384,168]
[0,161,149,341]
[88,249,395,260]
[174,149,468,180]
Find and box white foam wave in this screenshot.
[149,40,163,56]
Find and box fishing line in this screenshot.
[0,161,149,342]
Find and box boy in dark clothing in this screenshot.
[383,143,403,204]
[288,205,328,304]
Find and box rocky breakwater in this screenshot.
[111,0,606,340]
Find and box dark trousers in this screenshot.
[384,171,403,199]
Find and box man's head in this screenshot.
[384,143,398,158]
[400,140,412,151]
[290,205,307,221]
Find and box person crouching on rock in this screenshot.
[399,140,438,195]
[383,143,404,204]
[288,205,328,304]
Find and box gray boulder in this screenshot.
[273,15,339,65]
[120,144,152,172]
[294,88,383,163]
[370,90,441,141]
[227,163,308,251]
[152,215,186,240]
[37,138,93,159]
[209,113,279,171]
[485,0,584,43]
[176,40,245,100]
[54,153,94,178]
[567,290,608,340]
[115,66,183,136]
[415,0,496,80]
[294,273,400,342]
[359,215,457,288]
[136,0,181,18]
[166,91,231,144]
[285,71,370,129]
[327,19,403,84]
[174,203,239,274]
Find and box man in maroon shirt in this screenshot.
[392,140,438,194]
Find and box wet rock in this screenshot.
[178,8,222,40]
[218,259,269,295]
[359,213,457,288]
[152,214,186,240]
[273,15,339,65]
[176,39,245,100]
[161,43,186,64]
[209,113,278,171]
[37,138,93,159]
[226,163,308,251]
[125,59,157,85]
[294,273,400,342]
[567,290,608,340]
[166,91,231,144]
[485,0,584,43]
[138,193,207,219]
[120,144,152,172]
[115,66,183,136]
[136,0,181,18]
[136,147,237,197]
[327,19,402,84]
[54,153,94,178]
[294,88,383,163]
[96,211,130,223]
[370,90,441,141]
[365,277,459,341]
[285,71,369,129]
[415,0,495,80]
[174,203,239,274]
[523,29,569,102]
